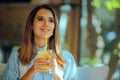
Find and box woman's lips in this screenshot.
[41,28,49,32]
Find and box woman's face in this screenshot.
[32,8,55,39]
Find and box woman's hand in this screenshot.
[33,57,50,73]
[33,52,64,80]
[48,53,64,80]
[21,57,50,80]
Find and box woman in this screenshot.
[2,4,77,80]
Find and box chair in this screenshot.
[77,66,109,80]
[0,63,6,80]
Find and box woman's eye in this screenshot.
[38,18,43,21]
[49,19,54,23]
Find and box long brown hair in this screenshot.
[19,4,62,65]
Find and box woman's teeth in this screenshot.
[41,29,49,32]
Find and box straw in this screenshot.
[44,36,48,52]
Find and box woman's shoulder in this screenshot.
[61,49,74,62]
[11,50,19,56]
[8,50,19,61]
[10,46,20,57]
[62,50,72,56]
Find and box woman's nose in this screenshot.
[43,20,48,27]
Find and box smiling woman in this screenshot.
[32,8,55,41]
[2,4,77,80]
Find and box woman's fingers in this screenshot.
[33,53,58,72]
[34,58,50,71]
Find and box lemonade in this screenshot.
[37,37,51,72]
[38,50,51,72]
[37,37,65,72]
[38,51,51,58]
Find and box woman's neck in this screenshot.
[34,38,45,48]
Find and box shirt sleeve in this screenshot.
[2,51,20,80]
[62,50,78,80]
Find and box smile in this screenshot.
[41,28,49,32]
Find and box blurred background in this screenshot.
[0,0,120,80]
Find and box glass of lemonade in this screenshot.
[37,50,52,72]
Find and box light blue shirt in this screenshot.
[2,46,77,80]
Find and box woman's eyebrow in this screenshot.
[49,17,54,20]
[36,16,54,20]
[36,16,44,18]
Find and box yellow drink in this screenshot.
[38,51,51,58]
[37,37,52,72]
[38,50,51,72]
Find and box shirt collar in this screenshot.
[34,45,45,52]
